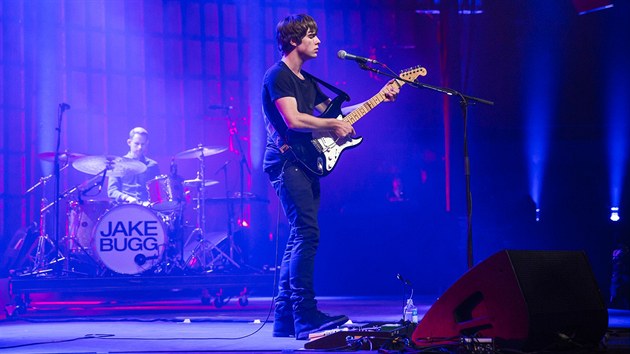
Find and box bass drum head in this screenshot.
[92,204,167,275]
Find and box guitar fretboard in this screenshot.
[342,91,389,126]
[341,66,426,126]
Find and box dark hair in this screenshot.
[276,14,318,55]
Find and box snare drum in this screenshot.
[67,200,110,254]
[146,175,184,211]
[92,204,167,275]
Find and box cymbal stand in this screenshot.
[24,171,64,275]
[157,160,187,274]
[185,149,239,270]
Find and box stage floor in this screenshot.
[1,292,629,353]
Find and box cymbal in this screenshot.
[174,145,227,159]
[182,178,219,188]
[72,155,147,177]
[38,151,86,162]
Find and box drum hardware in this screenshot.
[22,168,67,276]
[143,160,189,274]
[184,230,238,271]
[182,178,219,188]
[155,205,189,275]
[174,144,239,270]
[23,166,110,276]
[21,150,101,276]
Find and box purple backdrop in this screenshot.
[2,0,629,296]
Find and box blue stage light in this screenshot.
[610,207,620,222]
[572,0,614,16]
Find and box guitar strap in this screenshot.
[273,71,351,156]
[302,70,351,103]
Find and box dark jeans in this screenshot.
[268,160,320,314]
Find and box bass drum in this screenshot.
[92,204,167,275]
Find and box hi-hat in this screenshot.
[174,145,227,159]
[38,151,86,162]
[182,178,219,188]
[73,155,147,177]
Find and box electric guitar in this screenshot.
[286,66,427,176]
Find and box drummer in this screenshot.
[107,127,160,206]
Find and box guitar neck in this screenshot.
[340,66,425,126]
[343,81,404,126]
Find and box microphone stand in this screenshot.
[356,63,493,269]
[227,112,251,231]
[53,103,70,274]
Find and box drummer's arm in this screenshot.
[107,176,135,204]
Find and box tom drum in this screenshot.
[146,175,184,211]
[66,200,110,254]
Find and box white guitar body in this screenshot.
[311,114,363,174]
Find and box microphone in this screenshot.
[396,273,412,286]
[337,50,379,64]
[60,103,71,111]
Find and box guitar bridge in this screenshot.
[311,139,323,153]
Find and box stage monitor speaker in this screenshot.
[412,250,608,351]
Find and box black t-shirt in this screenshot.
[262,61,328,171]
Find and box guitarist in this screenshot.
[262,14,399,340]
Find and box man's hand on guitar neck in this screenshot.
[382,79,401,102]
[326,79,399,143]
[339,78,400,116]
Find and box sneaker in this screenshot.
[294,310,349,340]
[272,301,295,337]
[272,317,295,337]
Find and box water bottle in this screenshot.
[403,298,418,323]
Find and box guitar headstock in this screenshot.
[398,66,427,85]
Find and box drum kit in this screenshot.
[24,144,264,277]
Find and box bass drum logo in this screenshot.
[93,204,166,275]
